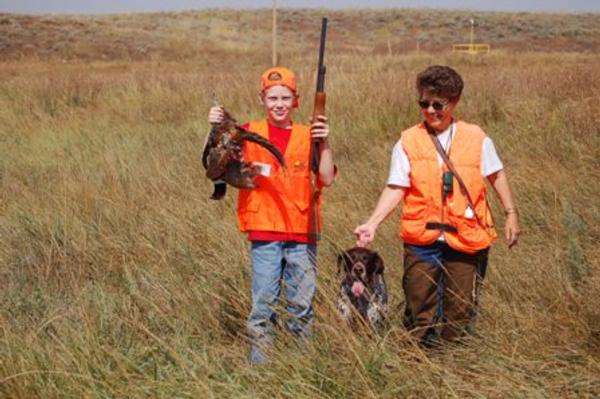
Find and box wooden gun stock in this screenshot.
[312,92,326,121]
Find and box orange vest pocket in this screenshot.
[401,196,432,220]
[449,217,490,252]
[401,219,427,241]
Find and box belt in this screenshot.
[425,222,457,233]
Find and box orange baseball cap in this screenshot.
[260,66,297,93]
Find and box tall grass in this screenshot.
[0,28,599,398]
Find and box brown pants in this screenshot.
[402,242,489,343]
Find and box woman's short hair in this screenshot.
[416,65,464,100]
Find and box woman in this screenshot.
[355,65,520,346]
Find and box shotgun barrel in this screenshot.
[308,17,328,244]
[315,17,328,93]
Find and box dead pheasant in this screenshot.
[201,108,285,200]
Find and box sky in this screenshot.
[0,0,598,14]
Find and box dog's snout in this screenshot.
[352,262,365,275]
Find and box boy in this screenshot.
[208,67,335,363]
[355,65,519,346]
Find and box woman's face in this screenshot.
[419,91,457,132]
[261,85,296,126]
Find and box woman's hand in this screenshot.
[208,106,224,124]
[505,212,520,249]
[354,222,377,247]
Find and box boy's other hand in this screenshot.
[208,106,224,124]
[311,115,329,140]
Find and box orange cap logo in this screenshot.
[267,71,282,81]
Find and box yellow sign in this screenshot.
[452,43,490,54]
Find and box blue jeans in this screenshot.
[247,241,317,351]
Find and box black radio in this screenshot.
[442,171,454,196]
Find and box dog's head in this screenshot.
[337,247,384,298]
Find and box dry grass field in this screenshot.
[0,8,599,398]
[1,8,600,60]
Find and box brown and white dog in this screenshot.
[336,247,388,329]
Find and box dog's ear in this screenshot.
[337,251,351,274]
[371,252,385,275]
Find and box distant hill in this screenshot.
[0,9,599,61]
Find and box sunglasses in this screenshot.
[418,99,450,111]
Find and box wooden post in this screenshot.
[272,0,278,66]
[470,18,475,52]
[414,29,420,53]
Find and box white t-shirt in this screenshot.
[387,123,503,187]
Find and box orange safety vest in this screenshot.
[399,121,497,254]
[237,120,319,234]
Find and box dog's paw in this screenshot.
[367,302,386,327]
[337,298,352,321]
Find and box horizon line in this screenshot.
[1,6,599,17]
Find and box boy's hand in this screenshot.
[208,106,224,124]
[311,115,329,140]
[505,213,520,249]
[354,222,377,247]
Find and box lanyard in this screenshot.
[439,122,455,156]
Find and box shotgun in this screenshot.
[308,17,328,244]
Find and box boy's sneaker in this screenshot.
[249,345,268,365]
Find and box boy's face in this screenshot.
[260,85,296,125]
[419,90,458,132]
